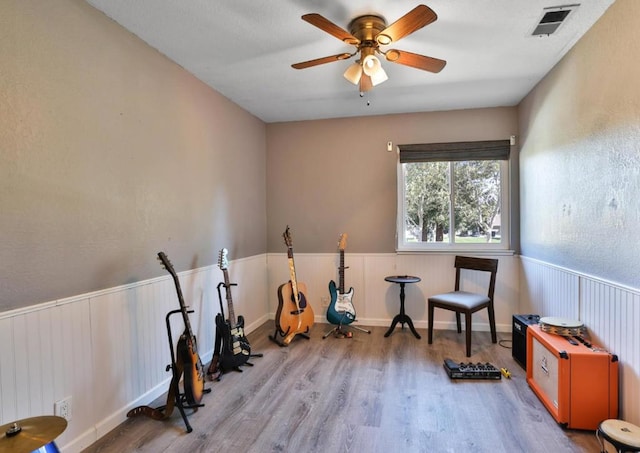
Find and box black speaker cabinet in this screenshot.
[512,314,540,369]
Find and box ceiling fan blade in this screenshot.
[376,5,437,45]
[385,49,446,73]
[359,74,373,92]
[302,13,360,45]
[292,53,353,70]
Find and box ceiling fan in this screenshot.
[292,4,446,93]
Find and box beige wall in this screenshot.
[0,0,267,311]
[266,108,518,253]
[5,0,635,309]
[518,0,640,288]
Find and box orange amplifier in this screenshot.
[526,324,618,430]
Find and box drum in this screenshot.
[597,419,640,452]
[32,441,61,452]
[538,316,586,337]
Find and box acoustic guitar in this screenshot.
[274,226,314,345]
[157,251,206,406]
[208,248,251,375]
[326,233,356,325]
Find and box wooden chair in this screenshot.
[427,256,499,357]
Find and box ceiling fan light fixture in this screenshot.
[362,54,388,86]
[362,54,380,76]
[343,62,363,85]
[369,65,388,86]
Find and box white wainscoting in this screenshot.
[520,256,640,425]
[0,254,268,453]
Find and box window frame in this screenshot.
[396,141,511,253]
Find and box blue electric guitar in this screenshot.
[326,234,356,325]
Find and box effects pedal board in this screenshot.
[444,358,502,380]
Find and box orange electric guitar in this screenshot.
[270,226,314,346]
[127,251,207,426]
[157,251,206,405]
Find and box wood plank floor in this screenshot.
[82,322,603,453]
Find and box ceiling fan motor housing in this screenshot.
[348,15,387,44]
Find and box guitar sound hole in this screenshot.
[290,294,307,309]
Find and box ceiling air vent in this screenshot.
[532,4,580,36]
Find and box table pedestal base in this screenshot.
[384,313,420,338]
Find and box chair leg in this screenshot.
[427,302,434,344]
[488,306,497,344]
[455,312,462,333]
[465,312,472,357]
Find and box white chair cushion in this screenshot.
[428,291,490,310]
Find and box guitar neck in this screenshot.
[287,255,301,308]
[222,268,236,324]
[170,272,195,338]
[338,249,345,293]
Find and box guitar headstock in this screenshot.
[283,226,295,258]
[283,226,293,248]
[157,251,177,279]
[338,233,348,251]
[218,248,229,270]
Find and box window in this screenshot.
[397,140,510,251]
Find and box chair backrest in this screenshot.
[453,256,499,301]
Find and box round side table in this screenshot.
[384,275,421,338]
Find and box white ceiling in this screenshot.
[85,1,615,123]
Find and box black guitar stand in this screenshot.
[269,327,311,346]
[162,308,210,433]
[208,281,262,381]
[323,311,371,339]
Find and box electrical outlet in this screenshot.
[321,296,330,307]
[55,396,72,421]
